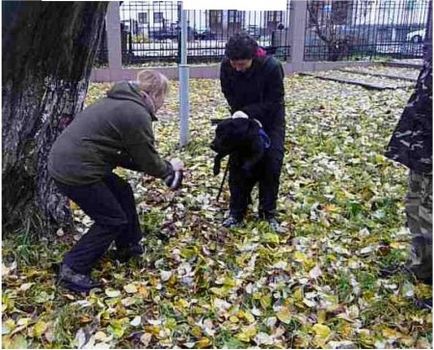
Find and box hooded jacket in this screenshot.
[48,81,172,185]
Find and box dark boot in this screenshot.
[114,242,144,263]
[57,263,101,293]
[266,216,283,233]
[222,215,243,228]
[258,211,283,233]
[414,298,433,310]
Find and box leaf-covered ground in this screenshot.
[2,68,432,349]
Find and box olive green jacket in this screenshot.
[48,81,172,185]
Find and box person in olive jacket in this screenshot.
[220,33,285,230]
[48,70,184,293]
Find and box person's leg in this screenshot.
[406,170,432,283]
[102,173,143,249]
[258,147,284,221]
[56,180,127,275]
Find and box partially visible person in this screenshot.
[384,49,432,302]
[219,32,285,231]
[48,70,184,293]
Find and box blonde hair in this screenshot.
[136,70,169,110]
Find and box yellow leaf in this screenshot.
[390,242,406,249]
[293,251,307,263]
[235,325,257,342]
[144,325,161,336]
[176,298,189,309]
[324,204,339,213]
[276,307,292,324]
[260,295,271,309]
[246,313,258,325]
[196,337,212,348]
[2,319,16,335]
[317,310,326,324]
[70,200,79,210]
[229,316,239,323]
[382,327,402,340]
[400,335,415,347]
[137,285,149,298]
[293,288,304,302]
[210,287,229,297]
[191,326,202,337]
[223,276,236,287]
[33,320,48,338]
[312,323,331,339]
[252,292,262,300]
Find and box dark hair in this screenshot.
[225,32,258,60]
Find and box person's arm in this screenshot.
[117,157,142,171]
[220,62,237,113]
[124,113,173,179]
[240,62,284,126]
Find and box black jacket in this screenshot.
[220,56,285,135]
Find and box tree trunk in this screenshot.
[2,1,108,236]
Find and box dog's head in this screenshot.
[210,118,260,155]
[210,118,264,175]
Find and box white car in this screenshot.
[406,29,426,43]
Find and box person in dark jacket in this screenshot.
[384,51,432,292]
[219,33,285,230]
[48,70,184,293]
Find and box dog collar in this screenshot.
[253,118,263,128]
[259,128,271,149]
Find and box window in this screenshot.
[153,12,164,23]
[228,10,242,23]
[138,12,148,24]
[266,11,283,22]
[210,10,223,24]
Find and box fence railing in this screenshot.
[94,0,430,68]
[304,0,430,61]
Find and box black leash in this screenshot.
[216,161,229,202]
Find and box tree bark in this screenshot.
[2,1,108,236]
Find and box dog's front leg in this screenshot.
[213,154,224,175]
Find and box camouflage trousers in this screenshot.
[406,170,432,281]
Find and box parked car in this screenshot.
[406,29,426,43]
[245,25,261,40]
[194,28,217,40]
[149,27,178,41]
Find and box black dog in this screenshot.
[210,118,270,176]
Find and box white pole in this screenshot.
[179,3,190,147]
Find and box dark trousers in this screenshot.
[229,142,284,220]
[55,173,142,274]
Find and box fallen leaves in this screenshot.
[1,66,432,348]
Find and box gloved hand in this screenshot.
[232,111,249,119]
[170,158,184,171]
[163,158,184,190]
[164,169,183,190]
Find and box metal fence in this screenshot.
[304,0,430,61]
[97,1,292,65]
[95,0,430,66]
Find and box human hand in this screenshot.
[232,111,249,119]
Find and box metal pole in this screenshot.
[179,3,190,147]
[424,0,432,62]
